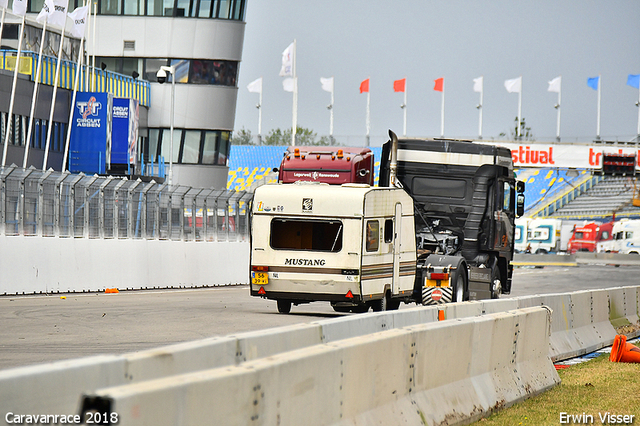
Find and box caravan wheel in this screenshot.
[276,300,292,314]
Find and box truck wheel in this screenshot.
[490,269,502,299]
[452,264,468,302]
[277,300,292,314]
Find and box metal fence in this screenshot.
[0,165,252,242]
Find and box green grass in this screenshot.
[477,346,640,426]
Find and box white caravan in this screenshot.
[526,218,562,253]
[250,182,417,313]
[514,218,531,253]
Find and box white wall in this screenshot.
[0,236,249,295]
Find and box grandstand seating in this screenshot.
[551,176,640,219]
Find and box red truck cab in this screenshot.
[567,221,614,254]
[277,147,374,185]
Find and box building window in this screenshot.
[70,0,245,18]
[201,131,218,164]
[146,128,230,166]
[181,130,201,164]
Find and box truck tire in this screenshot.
[452,261,468,302]
[277,300,292,314]
[491,268,502,299]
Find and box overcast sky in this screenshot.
[234,0,640,147]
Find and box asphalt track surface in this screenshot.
[1,264,639,370]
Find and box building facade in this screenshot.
[1,0,245,189]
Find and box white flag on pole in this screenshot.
[48,0,69,27]
[504,76,522,93]
[67,5,88,38]
[247,77,262,94]
[548,76,561,93]
[12,0,27,16]
[283,77,296,92]
[279,42,294,77]
[36,0,54,23]
[473,76,483,93]
[320,77,333,93]
[1,0,10,10]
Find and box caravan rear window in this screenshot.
[270,219,343,252]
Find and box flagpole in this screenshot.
[556,77,562,141]
[23,20,49,168]
[0,8,6,51]
[329,76,334,138]
[365,76,370,147]
[84,2,91,92]
[596,74,601,140]
[90,0,96,91]
[440,78,445,138]
[43,19,68,170]
[478,77,483,139]
[291,38,297,146]
[2,15,26,167]
[403,77,407,137]
[258,78,262,143]
[516,75,522,140]
[63,25,86,172]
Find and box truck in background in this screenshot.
[567,220,614,253]
[606,219,640,254]
[276,146,374,185]
[250,131,525,312]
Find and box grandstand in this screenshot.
[549,176,640,220]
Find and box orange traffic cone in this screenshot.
[610,335,640,363]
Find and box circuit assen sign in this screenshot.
[490,142,639,170]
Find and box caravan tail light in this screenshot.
[252,265,269,272]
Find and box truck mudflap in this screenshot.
[422,286,453,305]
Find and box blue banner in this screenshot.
[69,92,112,174]
[111,98,139,165]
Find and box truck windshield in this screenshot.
[270,218,343,252]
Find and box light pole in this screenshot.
[157,65,175,186]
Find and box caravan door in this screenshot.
[392,203,402,295]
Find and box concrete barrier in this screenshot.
[0,237,250,295]
[78,307,558,426]
[3,286,640,423]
